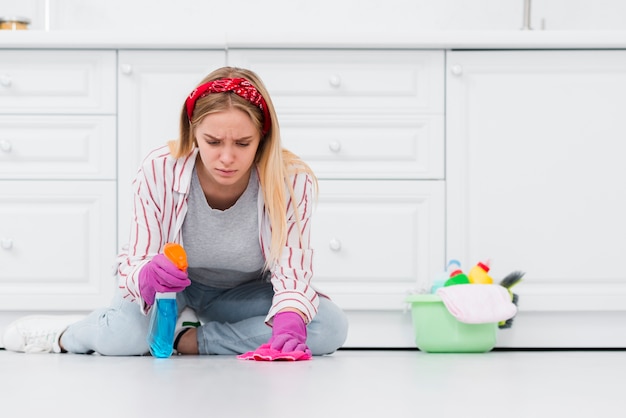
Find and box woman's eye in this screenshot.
[237,142,250,147]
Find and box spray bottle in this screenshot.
[147,242,188,358]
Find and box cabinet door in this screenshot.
[117,50,225,246]
[446,51,626,347]
[278,114,443,180]
[0,181,117,310]
[313,180,445,308]
[0,115,116,180]
[0,50,115,114]
[228,49,444,116]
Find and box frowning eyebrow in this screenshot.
[202,133,254,141]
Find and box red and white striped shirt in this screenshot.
[116,145,319,323]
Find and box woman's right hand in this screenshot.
[138,253,191,306]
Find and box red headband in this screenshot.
[185,77,271,134]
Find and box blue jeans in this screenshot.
[61,279,349,356]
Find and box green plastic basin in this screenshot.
[405,294,497,353]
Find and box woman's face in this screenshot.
[194,108,261,191]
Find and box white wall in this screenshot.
[2,0,626,33]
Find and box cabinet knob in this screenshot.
[0,140,12,152]
[450,65,463,76]
[0,239,13,250]
[0,74,12,87]
[328,140,342,153]
[329,238,342,252]
[329,74,341,88]
[120,64,133,75]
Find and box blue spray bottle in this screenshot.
[147,243,187,358]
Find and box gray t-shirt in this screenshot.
[182,167,265,288]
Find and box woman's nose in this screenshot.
[220,145,235,164]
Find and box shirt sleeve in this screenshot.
[265,171,320,324]
[115,148,188,314]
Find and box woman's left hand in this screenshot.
[237,311,312,361]
[267,311,310,354]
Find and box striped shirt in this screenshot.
[115,145,319,324]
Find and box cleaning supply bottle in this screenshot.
[468,259,493,284]
[444,259,470,287]
[147,243,188,358]
[430,270,449,293]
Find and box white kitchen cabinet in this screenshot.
[2,47,445,348]
[7,42,622,349]
[0,181,117,310]
[229,49,446,346]
[0,115,116,179]
[0,50,115,114]
[0,50,117,325]
[312,180,445,309]
[446,50,626,347]
[117,50,226,245]
[228,49,444,116]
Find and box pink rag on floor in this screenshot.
[436,284,517,324]
[237,344,312,361]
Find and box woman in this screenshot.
[4,67,349,358]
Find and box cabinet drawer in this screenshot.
[0,50,116,114]
[0,115,116,180]
[311,180,445,310]
[0,181,117,310]
[228,49,444,115]
[281,114,443,179]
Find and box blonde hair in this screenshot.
[170,67,318,267]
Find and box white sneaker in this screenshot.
[3,315,85,353]
[173,307,200,353]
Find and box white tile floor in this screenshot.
[1,348,624,417]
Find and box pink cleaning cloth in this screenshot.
[436,284,517,324]
[237,344,312,361]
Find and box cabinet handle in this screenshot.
[0,140,12,152]
[0,74,12,87]
[328,140,342,153]
[329,74,341,88]
[120,64,133,75]
[329,238,342,252]
[450,65,463,76]
[0,239,13,250]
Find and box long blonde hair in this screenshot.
[170,66,318,267]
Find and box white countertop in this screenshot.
[2,29,626,49]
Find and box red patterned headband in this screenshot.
[185,77,271,134]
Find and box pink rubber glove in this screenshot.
[138,253,191,306]
[269,311,310,354]
[238,311,312,361]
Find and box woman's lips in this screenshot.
[216,168,236,177]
